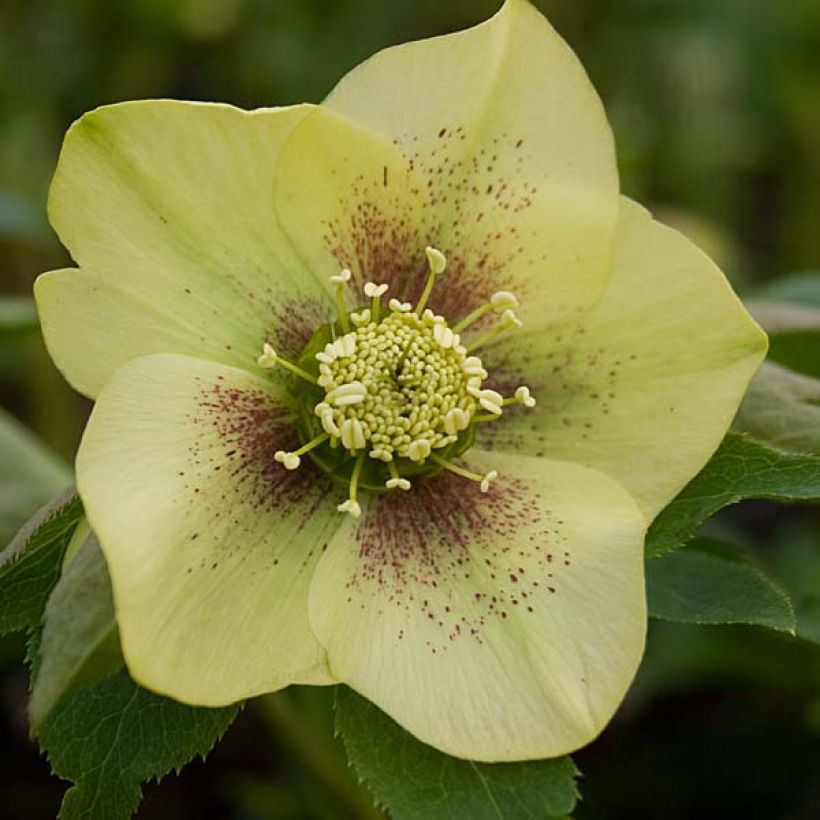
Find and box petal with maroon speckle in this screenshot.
[77,353,343,705]
[36,100,335,399]
[480,197,767,519]
[321,0,619,326]
[307,451,646,761]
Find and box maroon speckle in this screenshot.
[339,471,568,653]
[321,123,542,321]
[182,375,333,574]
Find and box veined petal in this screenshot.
[77,353,342,705]
[482,198,768,519]
[37,100,335,398]
[308,450,646,761]
[274,107,425,299]
[321,0,619,325]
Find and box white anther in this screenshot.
[320,414,340,437]
[469,388,503,415]
[433,323,455,349]
[315,403,341,437]
[323,341,339,360]
[425,246,447,274]
[386,477,412,491]
[330,268,352,284]
[337,499,362,519]
[317,373,335,389]
[463,356,488,378]
[333,333,356,358]
[313,401,331,417]
[340,418,366,450]
[351,418,366,449]
[369,449,392,462]
[423,309,446,325]
[364,282,389,298]
[515,385,536,407]
[491,291,519,309]
[501,308,523,328]
[327,381,366,407]
[407,439,431,462]
[480,470,498,493]
[443,407,470,436]
[274,450,301,470]
[388,298,412,313]
[257,343,277,369]
[340,419,354,449]
[350,309,371,326]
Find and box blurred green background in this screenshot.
[1,0,819,817]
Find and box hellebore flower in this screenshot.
[34,0,766,761]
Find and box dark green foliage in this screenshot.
[39,670,240,820]
[646,539,795,632]
[335,687,579,820]
[0,488,81,635]
[646,434,820,557]
[30,532,122,729]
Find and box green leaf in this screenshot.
[39,670,240,820]
[734,362,820,455]
[0,488,82,635]
[335,687,579,820]
[767,330,820,379]
[30,531,123,730]
[796,595,820,644]
[646,539,795,633]
[0,406,71,545]
[646,433,820,558]
[748,299,820,378]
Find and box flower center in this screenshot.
[256,247,535,518]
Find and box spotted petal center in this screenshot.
[257,247,535,517]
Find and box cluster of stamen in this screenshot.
[257,247,535,518]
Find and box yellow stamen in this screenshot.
[330,269,352,333]
[465,309,523,353]
[273,432,330,470]
[501,386,537,408]
[386,460,411,491]
[415,246,447,314]
[429,453,498,492]
[364,282,389,322]
[257,343,317,385]
[338,454,365,518]
[452,290,518,334]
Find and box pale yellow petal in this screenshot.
[77,353,342,704]
[38,100,334,397]
[481,198,767,518]
[286,0,619,326]
[308,450,646,761]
